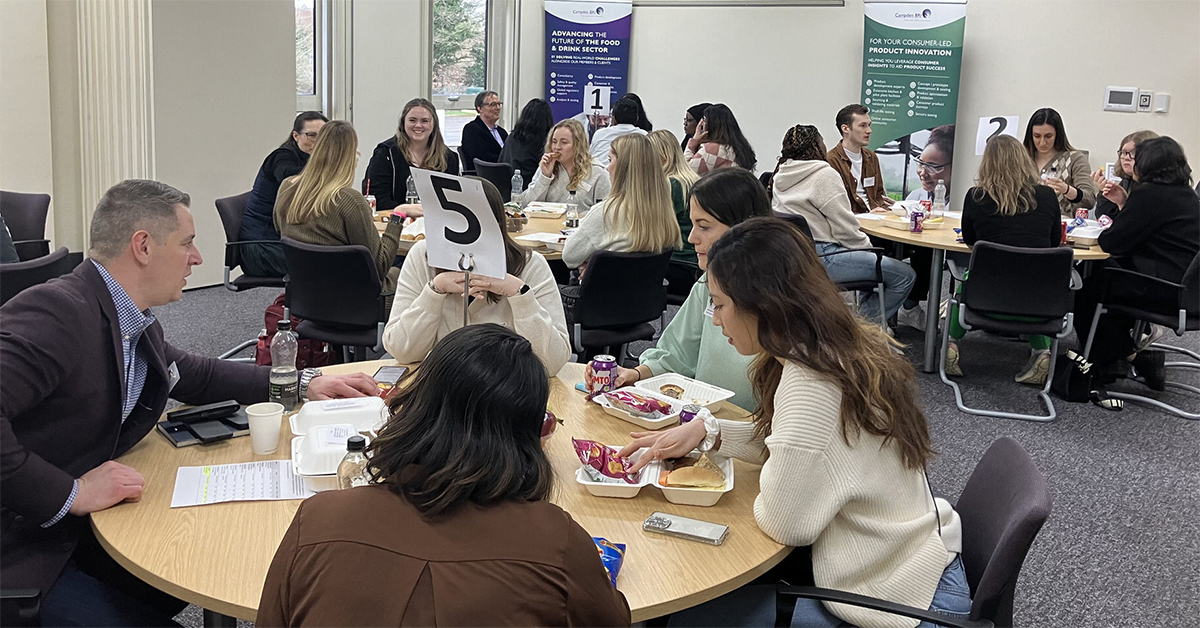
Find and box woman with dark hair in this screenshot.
[259,324,631,626]
[500,98,555,185]
[681,103,712,150]
[1023,107,1096,217]
[239,110,328,277]
[1073,136,1199,395]
[905,124,955,205]
[384,178,571,373]
[621,218,967,628]
[685,104,757,173]
[1089,129,1159,219]
[585,168,771,410]
[363,98,461,212]
[623,92,653,132]
[771,124,915,323]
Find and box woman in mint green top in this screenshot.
[586,168,772,411]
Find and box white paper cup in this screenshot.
[246,402,284,454]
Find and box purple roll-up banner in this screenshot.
[545,0,632,124]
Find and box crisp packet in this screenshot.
[593,537,626,586]
[1067,217,1087,233]
[603,390,672,419]
[573,438,640,484]
[1097,214,1114,229]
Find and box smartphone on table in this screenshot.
[373,365,409,395]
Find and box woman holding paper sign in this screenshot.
[363,98,461,212]
[275,120,404,308]
[384,179,571,374]
[514,119,611,209]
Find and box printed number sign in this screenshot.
[975,116,1020,155]
[410,169,506,280]
[583,83,611,115]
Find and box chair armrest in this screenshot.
[775,585,991,628]
[1101,266,1184,291]
[1070,268,1083,291]
[225,239,283,248]
[946,257,967,283]
[1,588,41,626]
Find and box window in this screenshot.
[432,0,488,147]
[296,0,316,98]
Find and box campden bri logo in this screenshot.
[895,8,932,20]
[572,6,605,15]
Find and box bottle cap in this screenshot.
[346,435,366,451]
[277,320,291,332]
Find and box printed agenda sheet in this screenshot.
[170,460,314,507]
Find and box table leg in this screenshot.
[203,609,237,628]
[921,249,946,373]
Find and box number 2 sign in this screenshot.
[975,116,1020,155]
[583,83,611,116]
[409,169,506,280]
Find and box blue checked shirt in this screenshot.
[42,261,156,528]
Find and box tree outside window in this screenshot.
[296,0,316,97]
[434,0,487,145]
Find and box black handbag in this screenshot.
[1051,350,1094,402]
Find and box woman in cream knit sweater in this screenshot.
[623,218,968,628]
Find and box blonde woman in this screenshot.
[648,129,702,287]
[276,120,404,304]
[515,119,611,208]
[1090,129,1159,219]
[362,98,461,212]
[561,133,682,273]
[946,134,1063,384]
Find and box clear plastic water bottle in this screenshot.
[510,171,524,199]
[564,190,580,228]
[337,435,371,489]
[933,179,946,218]
[269,320,299,411]
[406,175,419,205]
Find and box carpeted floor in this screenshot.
[157,284,1198,628]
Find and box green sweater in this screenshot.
[639,276,755,411]
[669,178,699,268]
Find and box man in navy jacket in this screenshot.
[459,91,508,168]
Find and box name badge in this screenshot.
[167,361,180,394]
[863,176,876,187]
[704,299,715,318]
[578,180,593,193]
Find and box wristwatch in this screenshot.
[698,415,721,452]
[389,212,407,225]
[299,368,323,400]
[518,283,531,295]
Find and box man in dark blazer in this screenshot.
[0,179,379,625]
[459,90,507,168]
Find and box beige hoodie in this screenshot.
[772,159,872,249]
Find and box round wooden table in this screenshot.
[376,211,566,261]
[91,361,789,624]
[856,214,1109,372]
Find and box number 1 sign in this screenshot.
[409,169,506,280]
[583,83,611,116]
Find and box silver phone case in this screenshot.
[643,511,728,545]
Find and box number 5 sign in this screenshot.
[409,169,506,280]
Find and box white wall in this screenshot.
[45,0,85,251]
[509,0,1200,208]
[0,0,56,240]
[152,0,295,287]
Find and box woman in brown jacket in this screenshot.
[258,324,631,627]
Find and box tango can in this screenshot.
[910,207,926,233]
[589,355,618,395]
[679,404,702,424]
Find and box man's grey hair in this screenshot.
[89,179,190,262]
[474,90,499,110]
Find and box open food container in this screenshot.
[291,424,371,492]
[635,373,734,411]
[590,387,683,430]
[1070,225,1104,246]
[575,446,734,507]
[575,448,654,499]
[880,214,946,230]
[290,396,387,436]
[525,201,568,217]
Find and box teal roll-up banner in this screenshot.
[861,1,966,202]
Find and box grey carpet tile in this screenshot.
[160,286,1198,628]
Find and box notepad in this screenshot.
[170,460,314,507]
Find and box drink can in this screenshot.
[919,200,932,214]
[1097,215,1113,229]
[1075,208,1089,221]
[910,208,925,233]
[1060,220,1068,244]
[364,194,377,211]
[589,355,617,395]
[679,404,702,424]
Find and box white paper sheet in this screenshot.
[515,232,566,244]
[170,460,314,508]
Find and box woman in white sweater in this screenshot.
[622,218,968,628]
[383,179,571,374]
[771,124,915,323]
[515,119,610,209]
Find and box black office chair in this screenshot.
[776,437,1051,628]
[458,146,476,175]
[474,159,515,202]
[214,192,286,361]
[0,247,81,306]
[281,237,390,362]
[0,589,40,627]
[776,212,889,326]
[570,250,672,363]
[1082,252,1200,420]
[664,262,701,306]
[939,242,1077,422]
[0,190,52,261]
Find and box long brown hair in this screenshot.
[477,177,529,303]
[395,98,450,172]
[282,120,358,224]
[973,134,1040,217]
[706,217,934,469]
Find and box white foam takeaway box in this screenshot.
[290,397,387,436]
[653,454,735,507]
[291,424,371,492]
[575,447,734,506]
[635,373,734,411]
[575,448,657,499]
[590,387,682,430]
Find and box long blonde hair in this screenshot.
[1113,130,1160,179]
[283,120,357,224]
[648,129,699,194]
[395,98,450,172]
[543,119,594,191]
[605,134,682,252]
[974,134,1040,217]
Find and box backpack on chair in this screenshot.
[255,293,337,368]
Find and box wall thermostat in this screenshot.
[1137,90,1154,112]
[1104,86,1138,112]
